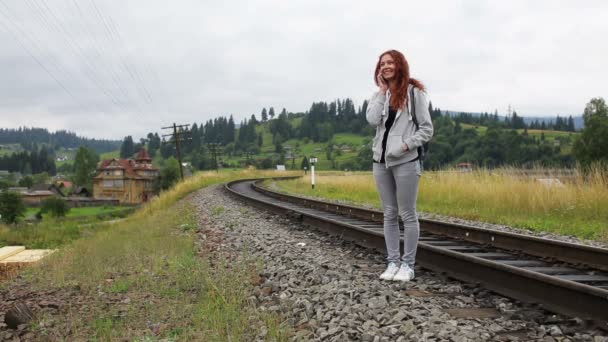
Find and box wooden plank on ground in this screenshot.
[0,250,54,266]
[0,246,26,261]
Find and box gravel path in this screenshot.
[193,185,607,342]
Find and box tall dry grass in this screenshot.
[15,169,297,340]
[270,167,608,241]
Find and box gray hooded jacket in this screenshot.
[366,84,434,168]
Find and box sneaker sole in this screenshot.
[392,273,414,282]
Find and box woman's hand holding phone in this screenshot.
[377,73,388,93]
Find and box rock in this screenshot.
[4,302,34,329]
[367,296,387,310]
[549,325,563,337]
[22,332,35,340]
[189,185,604,342]
[361,333,374,342]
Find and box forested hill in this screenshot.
[131,99,582,172]
[0,127,120,153]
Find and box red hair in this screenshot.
[374,50,425,110]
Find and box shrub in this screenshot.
[0,192,26,224]
[40,197,70,217]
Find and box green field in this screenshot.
[24,205,129,219]
[264,168,608,242]
[54,147,77,167]
[227,125,365,170]
[100,149,120,160]
[0,144,22,156]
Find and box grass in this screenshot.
[100,150,120,160]
[227,121,363,171]
[265,167,608,242]
[0,219,94,249]
[1,206,135,248]
[24,206,129,219]
[0,143,22,156]
[12,169,298,340]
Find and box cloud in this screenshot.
[0,0,606,139]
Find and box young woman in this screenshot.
[366,50,434,282]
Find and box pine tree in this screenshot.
[261,108,268,122]
[567,115,575,132]
[120,136,135,158]
[269,107,275,120]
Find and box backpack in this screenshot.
[409,87,430,170]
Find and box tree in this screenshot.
[269,107,275,120]
[147,132,161,154]
[18,176,33,188]
[261,108,268,122]
[40,197,70,217]
[73,147,99,189]
[120,136,135,158]
[573,98,608,167]
[0,192,25,224]
[159,157,180,190]
[32,172,50,185]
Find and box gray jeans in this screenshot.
[373,161,421,267]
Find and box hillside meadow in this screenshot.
[265,167,608,242]
[2,169,297,340]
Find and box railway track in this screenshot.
[225,178,608,327]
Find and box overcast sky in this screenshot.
[0,0,606,140]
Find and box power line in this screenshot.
[161,123,191,180]
[67,0,135,108]
[91,0,154,105]
[33,0,141,115]
[0,1,88,113]
[1,1,163,124]
[207,143,223,174]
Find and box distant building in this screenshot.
[57,180,73,188]
[457,162,473,172]
[6,187,28,194]
[22,190,57,205]
[30,183,65,197]
[72,186,91,197]
[92,148,159,204]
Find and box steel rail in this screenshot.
[224,178,608,325]
[251,181,608,272]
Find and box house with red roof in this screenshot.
[92,148,159,204]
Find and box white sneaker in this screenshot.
[379,262,399,280]
[392,264,415,282]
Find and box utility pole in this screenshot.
[161,123,191,180]
[207,142,222,173]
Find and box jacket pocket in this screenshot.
[371,133,381,156]
[385,134,406,159]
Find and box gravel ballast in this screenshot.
[193,185,607,341]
